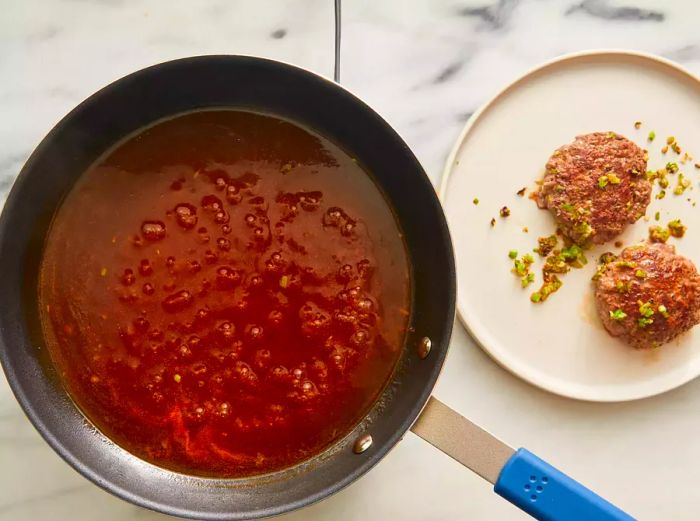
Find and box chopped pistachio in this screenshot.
[635,269,647,279]
[570,252,588,268]
[521,273,535,288]
[544,254,570,275]
[279,275,289,288]
[607,132,617,139]
[654,211,660,221]
[667,136,675,145]
[673,173,691,195]
[658,305,669,318]
[615,280,632,293]
[173,374,182,383]
[530,292,542,303]
[512,260,527,276]
[668,219,687,238]
[666,162,679,173]
[607,173,621,185]
[638,317,654,328]
[539,276,562,301]
[573,222,593,241]
[656,190,666,200]
[598,175,609,189]
[534,235,558,257]
[638,301,655,318]
[512,254,534,277]
[592,253,616,281]
[508,250,518,259]
[561,202,576,213]
[649,225,670,243]
[592,264,606,281]
[473,197,479,205]
[616,260,637,269]
[658,177,669,189]
[610,309,627,321]
[561,244,585,263]
[599,252,617,264]
[672,142,681,154]
[648,131,656,141]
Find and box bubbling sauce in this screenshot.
[39,110,410,477]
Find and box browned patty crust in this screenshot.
[538,132,651,245]
[594,243,700,349]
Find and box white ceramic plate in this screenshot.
[440,51,700,401]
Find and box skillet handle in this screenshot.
[410,397,635,521]
[494,448,636,521]
[333,0,341,83]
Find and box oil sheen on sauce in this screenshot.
[39,110,410,478]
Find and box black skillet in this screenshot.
[0,53,457,519]
[0,17,634,521]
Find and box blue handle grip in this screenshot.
[494,448,635,521]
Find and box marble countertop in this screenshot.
[2,0,700,519]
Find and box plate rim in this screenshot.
[438,49,700,402]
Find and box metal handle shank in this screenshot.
[410,397,513,484]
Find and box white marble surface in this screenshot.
[2,0,700,519]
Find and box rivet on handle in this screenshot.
[353,434,373,454]
[418,337,432,359]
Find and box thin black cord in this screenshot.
[334,0,341,83]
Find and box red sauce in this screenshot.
[39,110,410,477]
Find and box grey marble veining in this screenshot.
[2,0,700,519]
[566,0,664,21]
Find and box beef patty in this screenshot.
[538,132,651,245]
[593,243,700,349]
